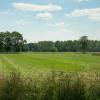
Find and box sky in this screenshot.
[0,0,100,42]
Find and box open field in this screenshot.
[0,52,100,73]
[0,52,100,100]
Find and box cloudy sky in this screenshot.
[0,0,100,42]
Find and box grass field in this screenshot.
[0,52,100,73]
[1,52,100,100]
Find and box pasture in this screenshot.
[0,52,100,73]
[0,52,100,100]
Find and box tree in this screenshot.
[79,36,88,54]
[38,41,57,52]
[0,31,25,52]
[1,31,100,53]
[4,31,12,52]
[0,32,5,52]
[55,41,64,52]
[22,40,29,52]
[11,31,24,52]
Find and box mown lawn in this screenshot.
[0,52,100,73]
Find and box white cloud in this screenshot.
[55,22,65,28]
[35,12,53,21]
[13,3,62,12]
[15,20,30,25]
[27,28,80,42]
[66,8,100,21]
[54,23,72,33]
[47,22,70,29]
[46,29,78,41]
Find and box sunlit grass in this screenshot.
[0,52,100,73]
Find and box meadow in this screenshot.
[0,52,100,100]
[0,52,100,73]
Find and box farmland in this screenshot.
[0,52,100,73]
[0,53,100,100]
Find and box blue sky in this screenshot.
[0,0,100,42]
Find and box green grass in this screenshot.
[0,52,100,73]
[1,53,100,100]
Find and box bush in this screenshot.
[92,53,100,56]
[0,71,100,100]
[0,72,25,100]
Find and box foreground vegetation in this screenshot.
[0,71,100,100]
[0,52,100,73]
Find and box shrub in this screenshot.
[0,72,25,100]
[92,53,100,56]
[0,71,100,100]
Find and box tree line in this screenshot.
[0,31,26,52]
[27,37,100,53]
[0,31,100,53]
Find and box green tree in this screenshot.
[80,36,88,54]
[0,32,5,52]
[11,31,24,52]
[4,31,12,52]
[0,31,25,52]
[38,41,57,52]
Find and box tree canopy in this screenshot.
[0,31,25,52]
[80,36,88,53]
[0,32,100,53]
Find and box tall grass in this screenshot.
[0,71,100,100]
